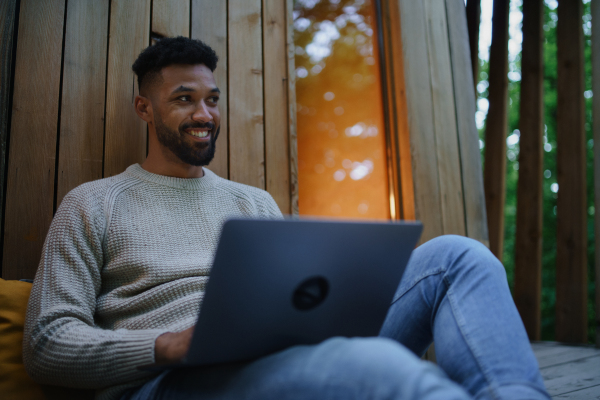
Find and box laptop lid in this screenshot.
[184,218,423,366]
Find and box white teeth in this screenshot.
[189,130,209,138]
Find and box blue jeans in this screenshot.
[125,235,549,400]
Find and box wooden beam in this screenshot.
[263,0,290,214]
[483,0,509,261]
[465,0,481,93]
[424,0,465,236]
[103,0,151,178]
[594,0,600,349]
[514,0,544,341]
[0,0,17,274]
[556,0,588,343]
[228,0,265,189]
[396,0,443,243]
[2,0,65,280]
[56,0,109,208]
[285,0,299,215]
[191,0,229,179]
[445,0,489,246]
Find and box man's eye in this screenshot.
[208,96,219,104]
[178,95,192,102]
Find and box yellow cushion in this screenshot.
[0,278,44,400]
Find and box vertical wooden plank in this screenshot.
[2,0,65,280]
[191,0,229,179]
[104,0,151,178]
[445,0,489,246]
[152,0,189,38]
[228,0,265,189]
[263,0,290,214]
[384,0,415,221]
[514,0,544,341]
[286,0,299,215]
[424,0,466,236]
[483,0,509,261]
[56,0,109,208]
[556,0,588,343]
[396,0,443,242]
[465,0,480,93]
[593,0,600,349]
[0,0,17,266]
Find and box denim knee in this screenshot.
[416,235,507,283]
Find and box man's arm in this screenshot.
[23,187,167,389]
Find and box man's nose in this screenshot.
[192,101,212,123]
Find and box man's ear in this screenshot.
[134,95,153,123]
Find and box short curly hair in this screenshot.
[132,36,218,94]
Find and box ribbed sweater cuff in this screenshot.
[112,329,166,381]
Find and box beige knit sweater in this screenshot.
[23,164,283,400]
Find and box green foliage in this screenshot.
[478,1,596,343]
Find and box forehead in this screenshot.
[158,64,217,93]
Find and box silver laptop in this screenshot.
[142,218,422,370]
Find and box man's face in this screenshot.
[150,64,221,166]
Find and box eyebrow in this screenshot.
[171,86,221,95]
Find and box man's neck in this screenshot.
[141,156,205,179]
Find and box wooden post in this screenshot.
[446,0,489,247]
[556,0,588,343]
[514,0,544,341]
[2,0,66,280]
[0,0,17,276]
[592,0,600,348]
[191,0,229,179]
[263,0,291,214]
[483,0,510,261]
[466,0,481,92]
[228,0,265,189]
[103,0,151,178]
[56,0,109,208]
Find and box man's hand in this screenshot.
[154,326,195,364]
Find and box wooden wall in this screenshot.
[0,0,297,280]
[0,0,488,280]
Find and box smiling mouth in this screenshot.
[187,129,210,138]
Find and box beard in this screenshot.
[154,114,219,167]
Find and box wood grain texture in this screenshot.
[592,0,600,349]
[513,0,544,341]
[465,0,480,93]
[532,342,600,398]
[483,0,509,260]
[263,0,290,214]
[397,0,443,243]
[286,0,299,215]
[445,0,489,246]
[555,0,588,343]
[2,0,65,280]
[56,0,109,208]
[0,0,17,262]
[384,0,415,221]
[541,353,600,396]
[103,0,150,178]
[191,0,229,179]
[152,0,189,38]
[228,0,265,189]
[424,0,465,236]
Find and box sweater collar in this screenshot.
[125,164,219,190]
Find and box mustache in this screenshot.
[180,121,216,131]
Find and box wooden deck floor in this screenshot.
[532,342,600,399]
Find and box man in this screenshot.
[23,37,549,400]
